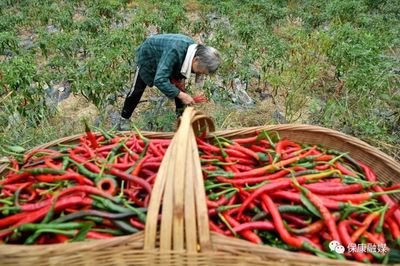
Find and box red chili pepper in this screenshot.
[193,95,209,103]
[208,194,231,208]
[109,168,151,194]
[362,231,384,245]
[96,142,122,153]
[222,213,262,244]
[84,120,98,149]
[275,139,301,159]
[124,189,145,207]
[313,155,334,162]
[289,219,325,235]
[35,172,93,185]
[223,148,316,179]
[304,183,364,195]
[141,161,161,171]
[271,190,344,210]
[0,211,29,229]
[9,159,20,171]
[55,234,70,243]
[321,231,332,242]
[383,183,400,191]
[104,162,131,171]
[196,137,220,153]
[386,217,400,246]
[249,144,268,153]
[350,211,380,242]
[1,182,32,192]
[334,162,357,177]
[209,220,225,234]
[338,220,370,263]
[203,165,218,172]
[59,185,119,203]
[141,168,156,178]
[281,213,310,227]
[233,164,253,172]
[293,182,341,243]
[314,163,330,170]
[232,135,259,145]
[223,148,251,159]
[148,142,163,158]
[237,170,338,219]
[69,151,101,173]
[81,142,96,159]
[215,169,291,185]
[232,221,274,233]
[129,218,145,230]
[86,231,114,239]
[4,189,89,213]
[385,204,399,220]
[43,159,61,169]
[0,196,92,236]
[221,157,240,173]
[0,172,32,185]
[261,194,305,249]
[70,145,90,156]
[131,154,150,177]
[327,189,400,204]
[229,143,261,161]
[23,148,62,164]
[206,199,220,209]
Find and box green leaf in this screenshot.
[4,145,25,153]
[71,222,94,242]
[388,248,400,264]
[257,152,268,162]
[300,192,321,218]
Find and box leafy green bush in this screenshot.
[0,0,399,159]
[0,32,19,55]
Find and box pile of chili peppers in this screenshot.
[198,130,400,264]
[2,124,400,263]
[0,128,170,244]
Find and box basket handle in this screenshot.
[144,107,215,252]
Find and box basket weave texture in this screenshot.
[1,107,399,266]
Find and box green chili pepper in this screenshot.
[67,158,101,180]
[20,168,66,175]
[51,209,138,224]
[41,194,59,224]
[19,222,88,231]
[91,195,147,223]
[25,229,75,245]
[376,203,389,233]
[112,220,139,234]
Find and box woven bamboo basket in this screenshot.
[1,107,399,266]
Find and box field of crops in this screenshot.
[0,0,399,160]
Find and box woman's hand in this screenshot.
[177,91,195,105]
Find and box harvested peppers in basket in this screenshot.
[0,126,171,244]
[198,130,400,264]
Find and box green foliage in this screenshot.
[0,32,19,54]
[325,0,368,23]
[0,55,48,125]
[156,1,188,33]
[0,0,399,159]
